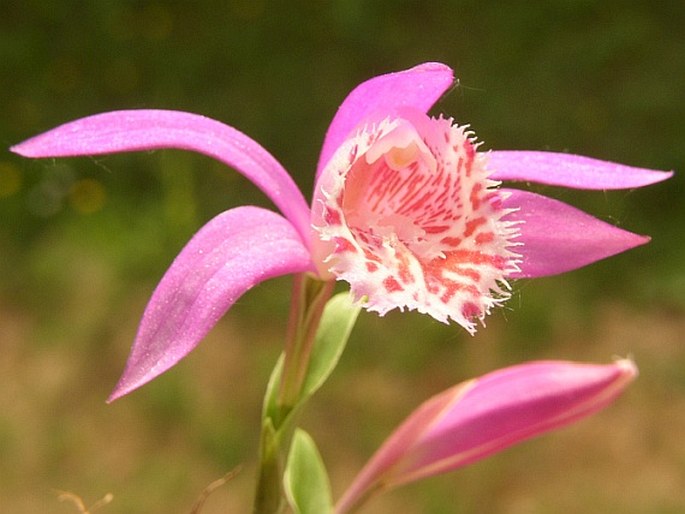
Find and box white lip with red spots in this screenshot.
[313,108,521,333]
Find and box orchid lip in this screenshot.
[312,111,521,333]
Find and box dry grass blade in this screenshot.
[190,466,243,514]
[55,490,113,513]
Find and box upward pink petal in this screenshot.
[108,206,313,402]
[489,150,673,190]
[11,110,312,244]
[316,62,454,181]
[503,189,649,278]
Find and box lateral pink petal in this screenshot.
[489,150,673,189]
[503,189,649,278]
[11,110,311,243]
[316,62,454,180]
[108,206,313,402]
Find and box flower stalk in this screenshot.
[279,274,335,420]
[254,420,286,514]
[254,274,335,513]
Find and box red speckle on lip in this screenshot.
[440,236,462,247]
[475,231,495,245]
[453,267,481,282]
[470,183,483,210]
[440,282,463,304]
[464,217,486,237]
[324,207,341,226]
[424,225,450,234]
[333,237,355,253]
[383,276,404,293]
[461,301,481,319]
[397,250,415,284]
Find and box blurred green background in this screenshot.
[1,1,684,513]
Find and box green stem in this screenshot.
[253,422,287,514]
[278,274,335,418]
[253,273,335,514]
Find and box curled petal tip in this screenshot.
[10,139,57,158]
[614,357,639,379]
[106,383,131,404]
[9,143,28,156]
[106,393,121,404]
[409,61,454,74]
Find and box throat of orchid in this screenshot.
[345,138,441,260]
[314,113,520,333]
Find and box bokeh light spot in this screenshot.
[68,178,107,214]
[0,162,22,198]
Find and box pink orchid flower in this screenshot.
[335,359,637,514]
[11,63,670,400]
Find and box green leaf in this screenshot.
[284,429,333,514]
[262,353,285,425]
[261,292,360,430]
[301,291,361,399]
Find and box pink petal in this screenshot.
[108,206,313,401]
[316,62,454,181]
[11,110,312,244]
[502,189,649,278]
[335,359,636,513]
[489,150,673,190]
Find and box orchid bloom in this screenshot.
[11,63,670,400]
[335,359,637,514]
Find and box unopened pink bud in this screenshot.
[336,359,637,513]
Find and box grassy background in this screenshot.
[1,1,684,513]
